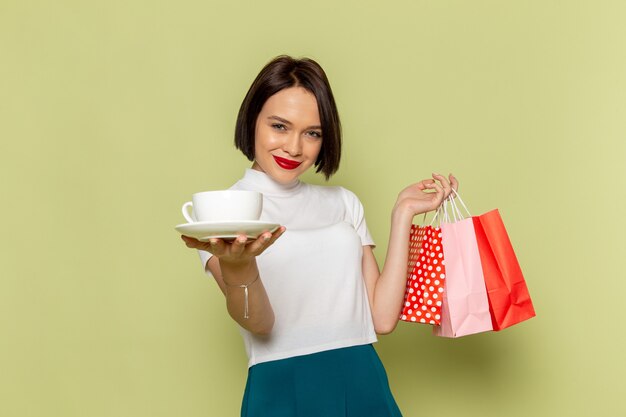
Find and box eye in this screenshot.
[307,130,322,138]
[271,123,287,131]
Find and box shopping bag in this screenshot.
[400,224,446,325]
[433,197,493,338]
[472,209,536,330]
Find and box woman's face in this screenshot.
[252,87,323,184]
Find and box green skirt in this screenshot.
[241,344,403,417]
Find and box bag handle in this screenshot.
[429,203,445,226]
[448,194,463,221]
[449,195,461,222]
[420,188,471,227]
[450,188,471,217]
[439,189,471,224]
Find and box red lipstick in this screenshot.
[273,155,302,170]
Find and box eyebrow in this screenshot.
[267,115,321,130]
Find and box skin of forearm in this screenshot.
[371,206,415,333]
[220,259,275,335]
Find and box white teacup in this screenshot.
[181,190,262,223]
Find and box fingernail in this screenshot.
[209,239,217,245]
[432,172,440,176]
[238,236,247,243]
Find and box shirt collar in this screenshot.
[239,168,303,196]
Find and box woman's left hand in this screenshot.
[394,173,459,218]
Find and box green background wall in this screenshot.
[2,1,624,416]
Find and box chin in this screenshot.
[273,165,309,183]
[271,170,301,183]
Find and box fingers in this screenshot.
[432,172,452,199]
[182,226,287,261]
[449,173,459,193]
[266,226,286,246]
[245,233,270,254]
[425,181,445,205]
[395,173,459,215]
[181,235,230,256]
[229,235,248,256]
[415,178,434,191]
[245,226,286,255]
[181,235,213,251]
[208,237,227,254]
[415,174,456,196]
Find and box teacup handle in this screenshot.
[181,201,197,223]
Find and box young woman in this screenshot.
[182,55,458,416]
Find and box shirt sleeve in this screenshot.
[340,187,376,247]
[197,249,214,277]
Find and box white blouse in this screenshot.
[198,169,377,367]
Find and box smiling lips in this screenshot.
[272,155,302,170]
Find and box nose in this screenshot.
[283,133,302,156]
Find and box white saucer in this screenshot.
[175,220,280,241]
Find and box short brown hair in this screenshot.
[235,55,342,179]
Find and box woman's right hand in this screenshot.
[180,226,286,266]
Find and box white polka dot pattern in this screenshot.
[400,225,446,325]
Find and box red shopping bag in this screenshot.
[472,210,536,330]
[400,224,446,325]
